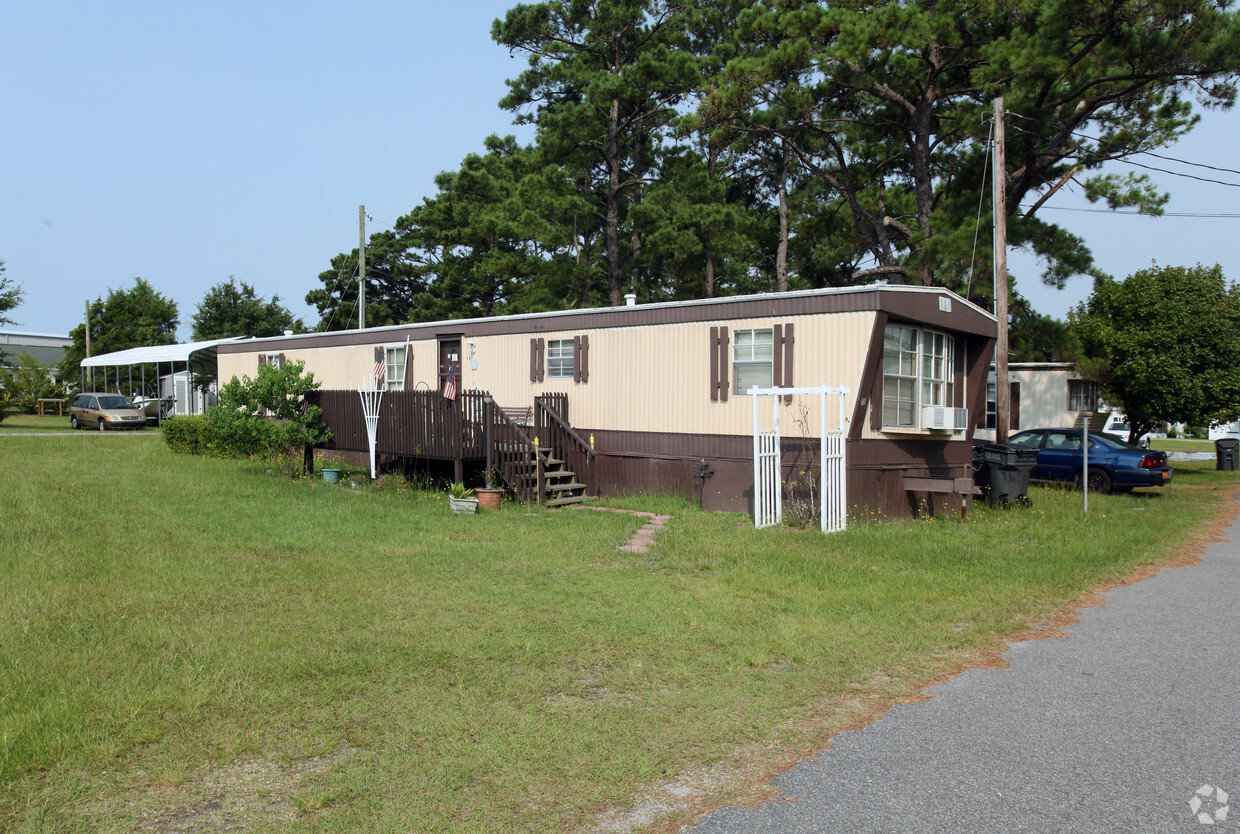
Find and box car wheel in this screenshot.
[1085,467,1112,494]
[70,415,80,429]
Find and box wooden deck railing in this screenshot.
[310,389,593,501]
[310,389,488,460]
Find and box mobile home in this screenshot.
[216,286,997,519]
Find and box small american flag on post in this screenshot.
[442,367,457,400]
[373,347,385,389]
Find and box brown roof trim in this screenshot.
[220,286,996,355]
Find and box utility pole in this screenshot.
[993,98,1010,444]
[83,299,92,392]
[358,204,366,330]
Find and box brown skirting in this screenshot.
[583,428,974,520]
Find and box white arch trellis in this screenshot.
[751,384,851,534]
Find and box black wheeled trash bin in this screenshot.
[1216,438,1239,471]
[973,442,1036,508]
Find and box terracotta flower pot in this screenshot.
[475,488,503,510]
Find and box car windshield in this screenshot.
[98,396,135,409]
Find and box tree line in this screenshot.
[303,0,1240,335]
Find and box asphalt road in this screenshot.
[688,499,1240,833]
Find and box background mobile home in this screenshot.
[973,362,1108,442]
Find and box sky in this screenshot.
[4,2,1239,340]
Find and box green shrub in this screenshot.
[203,360,331,472]
[1,352,60,413]
[162,416,220,455]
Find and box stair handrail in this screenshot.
[535,397,596,497]
[485,401,543,503]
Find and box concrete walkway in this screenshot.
[689,499,1240,833]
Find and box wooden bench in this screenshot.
[903,475,982,519]
[500,405,533,425]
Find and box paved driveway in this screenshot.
[689,505,1240,833]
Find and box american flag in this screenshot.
[442,367,457,401]
[373,347,385,389]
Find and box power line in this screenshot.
[1005,112,1240,188]
[1024,204,1240,218]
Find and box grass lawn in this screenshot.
[0,413,83,433]
[1150,436,1219,453]
[1,433,1236,832]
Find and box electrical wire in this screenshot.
[1023,204,1240,218]
[1005,111,1240,188]
[966,118,994,301]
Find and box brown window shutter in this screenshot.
[781,323,795,402]
[278,353,286,368]
[772,325,783,390]
[1010,382,1020,430]
[579,334,589,382]
[537,338,545,382]
[404,348,414,389]
[709,328,719,400]
[710,326,730,401]
[530,338,546,382]
[258,354,266,369]
[573,335,582,383]
[783,323,795,387]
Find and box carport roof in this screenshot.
[80,337,250,368]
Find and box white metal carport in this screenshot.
[79,337,249,417]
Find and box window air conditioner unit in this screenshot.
[922,406,969,432]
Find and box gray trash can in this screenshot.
[973,441,1036,508]
[1216,438,1239,471]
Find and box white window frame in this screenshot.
[882,324,954,429]
[733,328,774,395]
[547,339,574,379]
[385,345,407,391]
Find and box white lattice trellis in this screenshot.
[750,385,851,534]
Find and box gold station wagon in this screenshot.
[68,393,146,431]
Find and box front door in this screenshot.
[438,338,462,393]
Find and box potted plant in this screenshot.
[475,470,504,510]
[448,482,479,514]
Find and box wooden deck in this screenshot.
[309,390,594,503]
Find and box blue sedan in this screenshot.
[1007,428,1173,493]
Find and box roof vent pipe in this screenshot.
[624,293,637,307]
